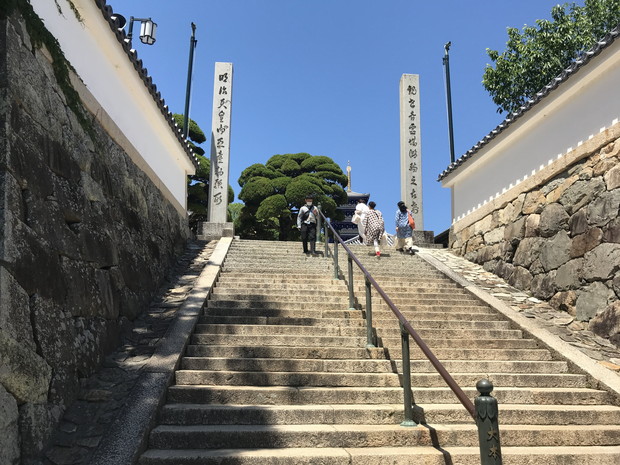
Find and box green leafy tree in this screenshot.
[227,202,244,230]
[483,0,620,114]
[237,153,348,240]
[174,113,233,231]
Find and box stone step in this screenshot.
[157,403,620,426]
[210,286,473,298]
[216,278,462,290]
[229,240,318,248]
[140,445,620,465]
[191,330,526,347]
[205,300,490,312]
[353,283,464,292]
[199,312,505,327]
[211,288,353,298]
[190,333,372,348]
[221,266,333,274]
[220,269,447,279]
[383,327,524,339]
[202,306,496,319]
[223,256,329,263]
[195,319,512,334]
[209,290,481,304]
[185,344,554,361]
[223,257,330,264]
[219,270,334,278]
[217,273,338,282]
[166,385,610,406]
[174,370,588,389]
[206,300,356,310]
[207,294,352,305]
[367,306,495,317]
[201,307,367,319]
[146,424,620,449]
[190,333,538,350]
[174,370,401,387]
[374,319,511,330]
[184,345,387,360]
[217,274,452,285]
[180,357,568,374]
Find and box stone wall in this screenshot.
[0,10,190,464]
[450,123,620,345]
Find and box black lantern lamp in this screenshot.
[121,16,157,46]
[137,18,157,44]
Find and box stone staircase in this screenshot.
[139,239,620,464]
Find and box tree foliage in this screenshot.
[483,0,620,114]
[237,153,348,240]
[173,113,206,155]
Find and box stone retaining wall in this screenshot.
[0,10,190,464]
[450,122,620,345]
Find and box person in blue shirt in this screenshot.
[395,201,416,255]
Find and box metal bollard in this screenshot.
[364,277,375,347]
[475,379,502,465]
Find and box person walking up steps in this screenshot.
[363,201,385,257]
[297,194,319,256]
[395,200,416,255]
[353,198,369,242]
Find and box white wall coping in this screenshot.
[441,36,620,225]
[30,0,195,209]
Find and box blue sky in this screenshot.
[117,0,569,235]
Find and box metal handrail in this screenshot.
[318,210,502,464]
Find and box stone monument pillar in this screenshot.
[399,74,424,230]
[199,62,234,240]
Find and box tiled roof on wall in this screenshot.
[437,24,620,182]
[93,0,199,168]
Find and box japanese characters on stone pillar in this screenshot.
[399,74,424,230]
[208,62,233,224]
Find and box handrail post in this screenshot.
[475,379,502,465]
[400,322,416,426]
[347,254,355,310]
[316,204,322,255]
[333,239,339,280]
[365,277,375,348]
[324,217,330,258]
[347,256,355,309]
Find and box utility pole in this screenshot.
[443,42,455,164]
[183,23,198,140]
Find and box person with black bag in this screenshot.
[297,195,319,256]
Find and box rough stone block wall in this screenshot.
[0,10,190,464]
[450,125,620,345]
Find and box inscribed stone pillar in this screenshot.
[208,62,233,223]
[399,74,424,230]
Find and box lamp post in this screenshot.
[443,41,455,164]
[183,23,198,140]
[127,16,157,46]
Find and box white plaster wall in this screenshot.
[442,39,620,222]
[31,0,195,210]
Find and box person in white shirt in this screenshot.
[354,198,369,241]
[297,195,319,255]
